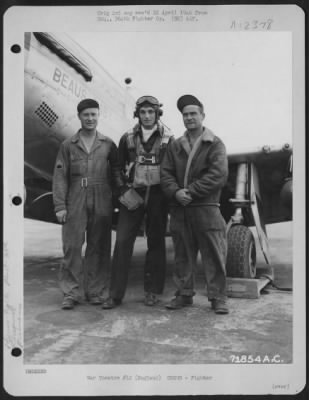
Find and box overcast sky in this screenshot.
[70,31,292,151]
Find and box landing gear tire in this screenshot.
[226,225,257,278]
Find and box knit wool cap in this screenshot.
[77,98,99,113]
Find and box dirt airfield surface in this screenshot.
[24,219,293,364]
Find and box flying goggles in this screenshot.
[136,96,162,107]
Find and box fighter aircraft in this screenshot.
[24,31,136,223]
[24,32,292,280]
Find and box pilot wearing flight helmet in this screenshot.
[102,95,173,309]
[52,98,123,310]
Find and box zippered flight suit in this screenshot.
[53,130,122,301]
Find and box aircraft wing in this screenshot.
[228,143,292,165]
[222,142,292,227]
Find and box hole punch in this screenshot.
[12,196,22,206]
[11,347,22,357]
[11,44,21,54]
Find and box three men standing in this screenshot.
[53,99,122,309]
[53,94,229,314]
[103,96,173,308]
[160,95,229,314]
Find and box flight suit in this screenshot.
[53,130,122,301]
[160,127,228,300]
[109,123,172,301]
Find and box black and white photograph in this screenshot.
[3,4,306,397]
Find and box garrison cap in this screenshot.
[177,95,203,112]
[77,98,99,113]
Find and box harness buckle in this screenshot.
[81,177,88,187]
[138,154,157,164]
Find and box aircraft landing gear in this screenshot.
[226,163,256,278]
[227,224,257,278]
[226,162,270,279]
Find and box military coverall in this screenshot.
[109,123,172,300]
[53,130,122,301]
[160,127,228,300]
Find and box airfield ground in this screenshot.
[23,219,293,365]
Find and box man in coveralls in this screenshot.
[53,99,122,310]
[160,95,229,313]
[102,96,173,309]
